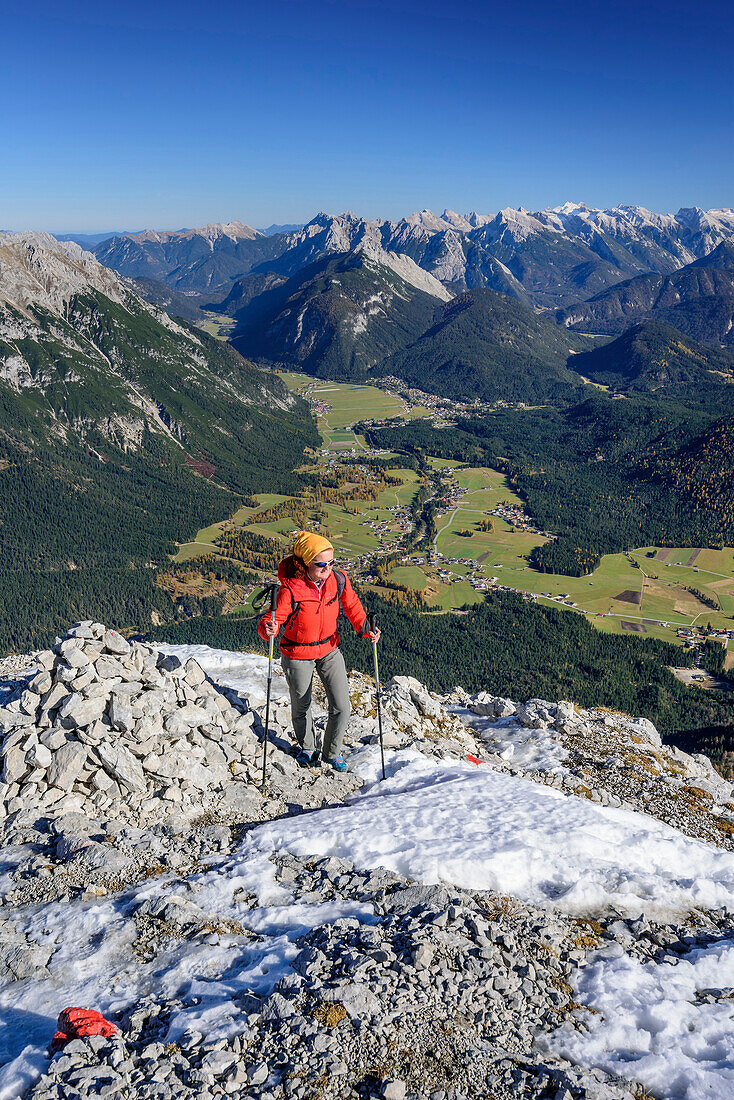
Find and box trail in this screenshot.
[433,507,458,551]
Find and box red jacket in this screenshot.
[258,559,369,660]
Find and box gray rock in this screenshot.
[29,671,52,694]
[145,894,208,925]
[57,693,107,729]
[412,943,434,970]
[2,744,30,785]
[218,783,262,817]
[494,698,517,718]
[48,741,88,790]
[0,707,33,734]
[95,655,131,681]
[199,1050,238,1075]
[97,742,146,792]
[248,1062,269,1085]
[409,686,442,719]
[67,622,96,639]
[382,1082,406,1100]
[321,981,382,1021]
[384,884,450,915]
[262,993,296,1022]
[0,940,53,980]
[26,742,52,769]
[62,647,91,670]
[108,695,134,733]
[72,841,134,876]
[103,629,131,656]
[39,726,68,751]
[55,832,93,860]
[157,654,182,673]
[184,659,206,687]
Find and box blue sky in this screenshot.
[2,0,732,231]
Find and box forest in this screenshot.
[0,411,315,652]
[364,393,734,576]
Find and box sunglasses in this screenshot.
[312,559,335,569]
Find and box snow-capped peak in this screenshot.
[551,201,588,217]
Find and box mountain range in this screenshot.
[94,221,289,295]
[0,232,310,478]
[571,321,734,396]
[380,289,593,404]
[229,246,449,381]
[83,204,734,394]
[90,203,734,309]
[557,241,734,347]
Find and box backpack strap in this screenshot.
[327,569,347,606]
[283,590,301,631]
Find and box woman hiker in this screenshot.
[258,530,380,772]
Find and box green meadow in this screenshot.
[176,373,734,655]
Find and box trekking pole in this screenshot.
[261,585,277,789]
[368,612,386,781]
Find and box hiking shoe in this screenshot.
[324,755,348,773]
[297,749,319,768]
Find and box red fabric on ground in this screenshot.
[50,1007,118,1051]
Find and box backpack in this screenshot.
[254,570,347,630]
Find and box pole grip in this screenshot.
[368,611,376,634]
[269,585,277,613]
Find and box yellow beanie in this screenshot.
[292,530,333,565]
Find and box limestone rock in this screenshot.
[321,981,382,1021]
[97,742,146,792]
[57,693,106,729]
[103,629,131,656]
[48,742,88,790]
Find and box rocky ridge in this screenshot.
[2,625,734,1100]
[93,204,734,307]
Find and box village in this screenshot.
[172,374,733,676]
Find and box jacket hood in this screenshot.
[277,557,327,600]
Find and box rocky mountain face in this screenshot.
[126,276,209,323]
[557,241,734,347]
[93,220,290,295]
[0,231,305,464]
[0,233,317,648]
[214,270,289,316]
[230,248,447,380]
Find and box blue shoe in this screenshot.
[297,749,319,768]
[324,755,348,773]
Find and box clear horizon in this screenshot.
[3,0,732,232]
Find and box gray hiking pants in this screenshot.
[280,647,351,760]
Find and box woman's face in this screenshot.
[306,549,334,583]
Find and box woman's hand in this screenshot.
[365,627,381,644]
[264,619,279,638]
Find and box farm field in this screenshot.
[197,312,237,340]
[175,373,734,656]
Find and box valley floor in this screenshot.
[174,373,734,664]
